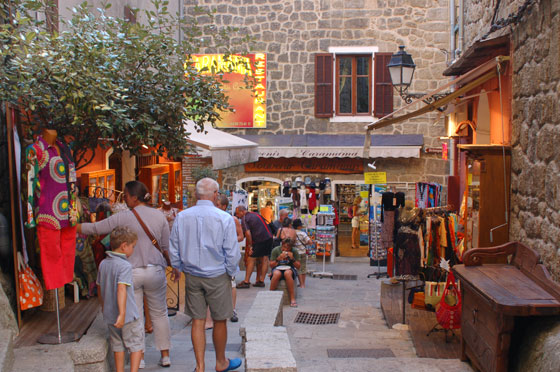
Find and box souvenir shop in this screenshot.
[2,107,192,345]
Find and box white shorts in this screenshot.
[351,216,359,228]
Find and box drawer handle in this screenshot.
[472,308,478,324]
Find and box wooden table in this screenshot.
[452,242,560,372]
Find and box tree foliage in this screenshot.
[0,0,252,168]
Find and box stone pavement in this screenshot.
[140,257,473,372]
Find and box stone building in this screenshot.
[461,0,559,280]
[457,0,560,370]
[185,0,453,204]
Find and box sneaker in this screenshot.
[159,356,171,368]
[139,359,145,369]
[230,310,238,323]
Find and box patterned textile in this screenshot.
[28,136,76,230]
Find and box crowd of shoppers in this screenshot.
[82,176,312,371]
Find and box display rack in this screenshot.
[312,212,335,278]
[367,220,387,279]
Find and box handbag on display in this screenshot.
[424,280,446,309]
[17,252,44,310]
[435,271,461,329]
[112,191,129,214]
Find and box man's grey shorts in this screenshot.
[108,318,144,353]
[185,273,233,320]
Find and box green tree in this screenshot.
[0,0,252,168]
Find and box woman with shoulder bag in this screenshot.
[78,181,180,368]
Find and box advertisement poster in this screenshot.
[191,53,267,128]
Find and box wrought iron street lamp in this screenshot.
[387,46,450,105]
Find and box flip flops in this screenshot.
[253,281,265,287]
[216,358,242,372]
[290,302,298,308]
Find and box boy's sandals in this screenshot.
[290,302,298,308]
[253,281,265,287]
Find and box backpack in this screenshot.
[348,207,354,218]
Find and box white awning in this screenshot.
[238,134,423,159]
[257,146,421,158]
[184,120,259,170]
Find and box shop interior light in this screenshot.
[141,144,149,149]
[367,161,377,170]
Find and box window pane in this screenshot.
[357,57,369,76]
[339,77,352,113]
[357,77,369,113]
[339,57,352,76]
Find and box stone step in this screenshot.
[13,345,75,372]
[296,356,474,372]
[0,330,13,372]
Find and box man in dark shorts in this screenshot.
[234,206,273,288]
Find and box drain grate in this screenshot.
[327,348,395,358]
[294,312,340,325]
[332,274,358,280]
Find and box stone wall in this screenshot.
[462,1,560,369]
[464,0,560,281]
[185,0,451,185]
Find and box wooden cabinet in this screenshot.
[453,242,560,372]
[138,164,169,207]
[80,169,116,201]
[459,145,511,250]
[163,162,182,207]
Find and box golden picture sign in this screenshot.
[191,54,267,128]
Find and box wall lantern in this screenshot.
[387,45,450,105]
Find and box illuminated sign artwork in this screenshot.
[192,54,267,128]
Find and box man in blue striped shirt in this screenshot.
[169,178,241,372]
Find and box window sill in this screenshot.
[329,116,378,123]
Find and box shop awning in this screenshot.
[238,134,423,158]
[184,120,259,170]
[366,56,510,131]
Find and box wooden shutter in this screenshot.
[315,53,334,118]
[374,53,394,118]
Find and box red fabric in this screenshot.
[307,188,317,211]
[387,248,393,277]
[436,271,462,329]
[38,225,76,290]
[333,207,339,226]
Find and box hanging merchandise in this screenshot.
[415,182,443,208]
[17,252,43,310]
[26,130,78,291]
[435,271,461,330]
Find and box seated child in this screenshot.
[96,226,143,372]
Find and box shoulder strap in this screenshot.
[251,212,272,236]
[131,208,162,253]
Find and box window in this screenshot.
[336,55,371,115]
[314,51,393,119]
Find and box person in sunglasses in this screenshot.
[269,237,301,307]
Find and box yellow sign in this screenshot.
[364,172,387,184]
[360,191,369,199]
[468,173,472,185]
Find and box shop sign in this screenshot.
[191,53,267,128]
[244,158,363,174]
[364,172,387,184]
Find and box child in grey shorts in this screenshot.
[96,227,144,372]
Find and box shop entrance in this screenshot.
[335,183,369,257]
[238,178,282,216]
